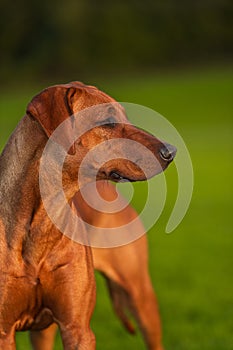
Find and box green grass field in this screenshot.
[1,66,233,349]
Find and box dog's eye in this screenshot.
[101,117,116,128]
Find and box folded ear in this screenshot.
[27,85,77,155]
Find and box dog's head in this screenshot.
[27,82,176,189]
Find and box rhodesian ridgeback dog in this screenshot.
[30,181,165,350]
[0,82,176,349]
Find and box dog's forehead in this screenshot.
[91,102,125,117]
[70,83,114,111]
[69,85,127,121]
[59,81,128,124]
[73,101,128,125]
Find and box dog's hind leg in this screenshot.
[126,275,164,350]
[104,274,164,350]
[104,276,136,334]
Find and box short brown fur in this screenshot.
[0,82,174,349]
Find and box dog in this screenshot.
[30,180,165,350]
[0,81,176,349]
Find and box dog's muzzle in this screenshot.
[159,143,177,162]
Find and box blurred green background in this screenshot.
[0,0,233,349]
[1,0,232,85]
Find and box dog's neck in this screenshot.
[0,116,46,249]
[0,116,44,213]
[0,115,81,261]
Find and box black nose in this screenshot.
[159,143,177,162]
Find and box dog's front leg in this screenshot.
[41,244,96,350]
[0,328,16,350]
[46,279,96,350]
[58,291,96,350]
[60,325,95,350]
[30,323,57,350]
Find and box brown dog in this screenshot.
[30,180,164,350]
[0,82,176,349]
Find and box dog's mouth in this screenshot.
[108,171,136,183]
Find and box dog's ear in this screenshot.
[27,86,77,155]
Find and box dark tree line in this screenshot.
[0,0,232,82]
